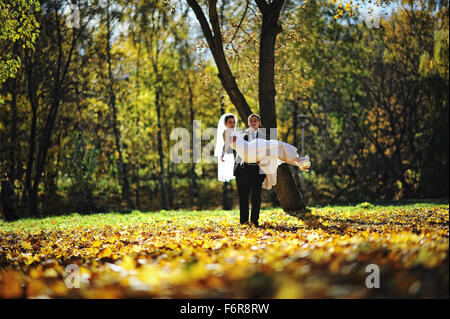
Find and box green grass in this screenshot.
[316,201,449,212]
[0,209,236,232]
[0,200,448,298]
[1,200,447,233]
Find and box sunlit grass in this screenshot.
[2,201,446,232]
[1,202,448,298]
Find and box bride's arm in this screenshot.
[221,130,237,162]
[220,131,226,162]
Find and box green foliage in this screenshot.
[0,0,447,215]
[0,0,40,87]
[356,202,374,209]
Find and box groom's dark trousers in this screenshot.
[233,131,266,225]
[235,163,266,225]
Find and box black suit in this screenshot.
[233,130,266,225]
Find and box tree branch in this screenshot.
[186,0,216,53]
[208,0,224,52]
[186,0,253,122]
[226,0,249,51]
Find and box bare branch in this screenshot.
[208,0,225,51]
[225,0,249,51]
[185,0,253,122]
[186,0,216,52]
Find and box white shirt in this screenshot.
[235,128,261,165]
[248,128,257,141]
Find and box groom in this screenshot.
[233,114,266,227]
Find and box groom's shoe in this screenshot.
[250,221,260,228]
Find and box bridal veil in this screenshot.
[214,113,237,182]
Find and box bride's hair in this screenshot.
[224,114,235,124]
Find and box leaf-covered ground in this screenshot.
[0,203,448,298]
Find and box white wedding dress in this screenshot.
[223,128,309,190]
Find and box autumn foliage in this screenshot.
[1,204,448,298]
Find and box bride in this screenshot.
[214,113,311,190]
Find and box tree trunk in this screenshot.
[106,1,133,208]
[24,107,37,217]
[291,100,301,187]
[257,0,307,214]
[155,88,168,210]
[167,159,174,209]
[9,76,18,184]
[33,98,60,215]
[187,70,199,207]
[166,120,174,209]
[23,3,82,216]
[24,51,38,217]
[134,34,142,210]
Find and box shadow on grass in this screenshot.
[261,198,449,235]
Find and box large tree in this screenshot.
[184,0,398,214]
[186,0,307,214]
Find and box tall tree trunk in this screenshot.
[32,98,60,216]
[291,99,300,188]
[165,107,174,209]
[133,33,142,209]
[167,159,174,209]
[187,72,199,207]
[106,1,133,208]
[24,51,38,217]
[24,107,37,217]
[256,0,306,214]
[142,6,168,210]
[8,76,18,184]
[23,3,81,216]
[135,164,141,209]
[155,88,168,210]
